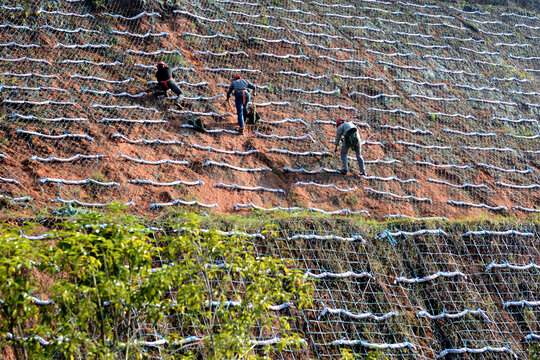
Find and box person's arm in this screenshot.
[334,125,344,147]
[226,83,233,100]
[246,80,256,95]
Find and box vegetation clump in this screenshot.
[0,205,312,360]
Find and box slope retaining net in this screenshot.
[0,0,538,219]
[17,220,540,359]
[146,221,540,359]
[264,221,539,359]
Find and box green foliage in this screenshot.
[341,348,354,360]
[87,171,110,193]
[256,14,270,25]
[50,204,88,217]
[163,52,190,69]
[0,225,49,360]
[88,0,108,10]
[0,206,313,359]
[531,345,540,360]
[340,349,390,360]
[0,196,11,208]
[43,204,169,359]
[367,350,390,360]
[161,214,313,359]
[89,171,108,183]
[344,194,359,206]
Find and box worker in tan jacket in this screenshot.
[334,118,366,175]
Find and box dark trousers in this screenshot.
[341,141,366,173]
[234,91,250,128]
[158,79,182,96]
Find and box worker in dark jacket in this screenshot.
[226,75,256,134]
[155,61,183,102]
[334,118,366,175]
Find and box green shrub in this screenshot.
[0,225,49,360]
[1,205,313,359]
[531,345,540,360]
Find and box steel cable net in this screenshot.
[159,223,540,360]
[15,221,540,359]
[2,1,539,358]
[0,0,539,218]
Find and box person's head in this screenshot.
[336,118,346,127]
[233,75,243,81]
[156,61,166,69]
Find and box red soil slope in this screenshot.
[0,0,538,220]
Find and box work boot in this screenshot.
[237,126,245,135]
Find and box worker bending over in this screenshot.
[155,61,183,102]
[334,118,366,176]
[226,75,256,134]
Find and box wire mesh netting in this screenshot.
[0,0,538,219]
[14,219,540,359]
[1,1,539,356]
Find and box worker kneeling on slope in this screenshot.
[334,118,366,176]
[155,61,184,103]
[226,75,256,135]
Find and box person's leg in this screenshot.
[353,144,366,175]
[340,143,349,173]
[155,83,167,96]
[166,80,183,96]
[234,92,245,128]
[242,91,250,121]
[167,80,184,104]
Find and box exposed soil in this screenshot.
[0,0,538,221]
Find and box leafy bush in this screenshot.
[160,215,312,359]
[0,226,48,360]
[531,345,540,360]
[0,205,313,359]
[44,206,169,359]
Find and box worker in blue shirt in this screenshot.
[226,75,256,134]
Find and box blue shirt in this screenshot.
[227,78,255,98]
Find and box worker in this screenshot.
[155,61,183,102]
[226,75,256,134]
[334,118,366,176]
